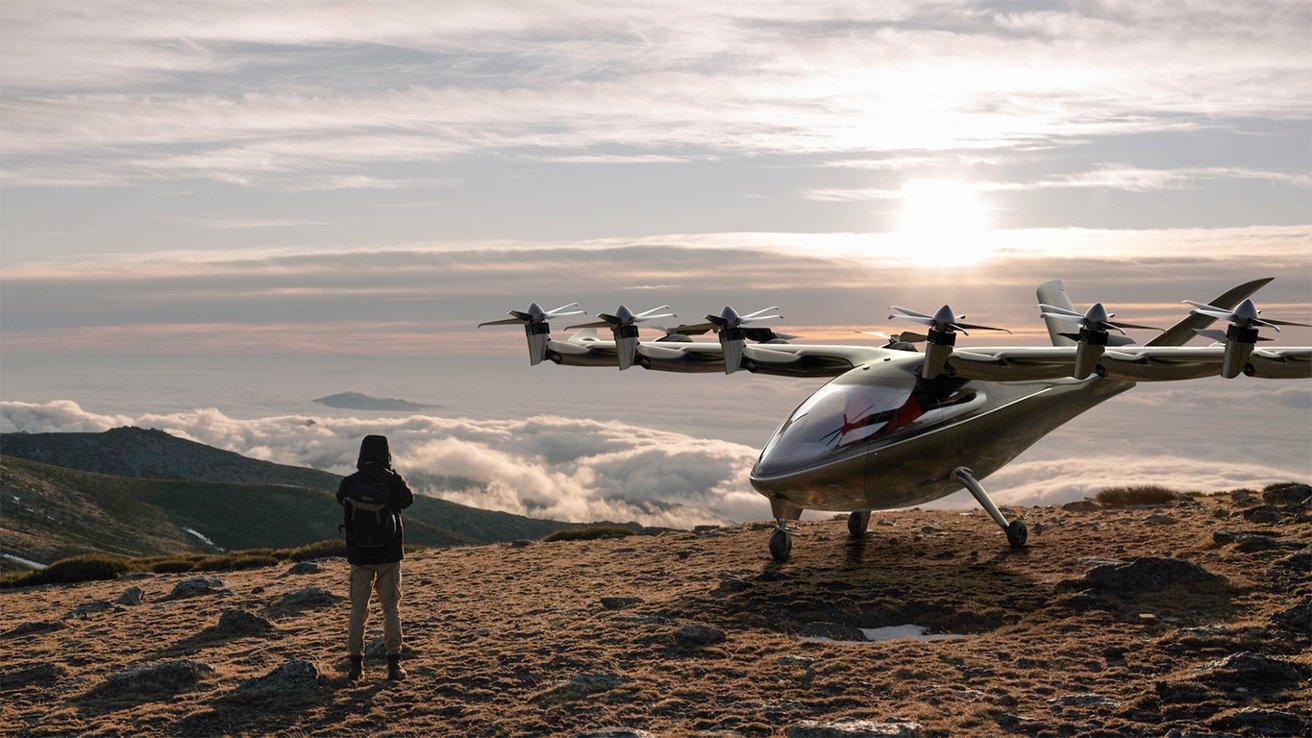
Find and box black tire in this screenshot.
[769,529,792,561]
[847,511,871,537]
[1006,519,1028,548]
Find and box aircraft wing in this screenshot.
[947,345,1312,382]
[551,330,888,377]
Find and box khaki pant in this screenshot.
[348,562,402,656]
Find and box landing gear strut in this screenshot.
[847,510,871,538]
[768,498,802,561]
[952,466,1027,549]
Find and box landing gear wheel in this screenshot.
[847,511,871,538]
[769,529,792,561]
[1006,519,1028,548]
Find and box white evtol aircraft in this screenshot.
[480,278,1310,561]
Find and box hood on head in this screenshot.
[357,434,391,469]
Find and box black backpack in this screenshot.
[344,471,399,548]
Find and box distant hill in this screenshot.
[1,427,342,491]
[312,392,441,411]
[0,428,586,568]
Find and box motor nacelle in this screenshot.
[477,302,584,366]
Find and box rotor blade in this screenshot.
[671,322,715,336]
[1040,312,1086,324]
[952,322,1012,334]
[1106,320,1163,331]
[741,314,785,324]
[889,305,934,319]
[635,305,673,318]
[1038,303,1082,317]
[546,303,583,317]
[1188,307,1236,321]
[1182,299,1224,311]
[478,317,524,328]
[1260,317,1312,328]
[739,306,782,320]
[889,314,937,327]
[563,320,613,331]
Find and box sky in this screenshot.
[2,1,1310,529]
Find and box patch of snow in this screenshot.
[2,553,47,570]
[183,527,224,551]
[862,624,963,642]
[800,624,964,644]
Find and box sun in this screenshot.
[895,180,994,265]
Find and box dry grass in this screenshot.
[542,525,637,542]
[1,493,1308,737]
[1094,485,1179,506]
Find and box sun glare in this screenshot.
[895,180,994,265]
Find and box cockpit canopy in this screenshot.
[753,367,981,478]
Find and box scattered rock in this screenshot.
[1050,693,1121,707]
[1137,613,1159,625]
[1210,707,1311,737]
[1082,557,1223,592]
[1031,522,1047,535]
[1194,651,1306,692]
[1270,597,1312,633]
[364,637,414,657]
[713,577,751,595]
[799,622,867,642]
[116,586,144,606]
[1,663,67,689]
[1231,490,1258,506]
[673,623,726,647]
[1102,646,1126,664]
[234,660,324,700]
[62,600,114,619]
[1061,500,1100,513]
[271,587,339,613]
[920,522,944,533]
[675,550,692,560]
[3,620,66,639]
[1275,551,1312,572]
[787,718,922,737]
[532,672,625,705]
[214,609,274,636]
[164,576,226,600]
[1236,534,1305,553]
[1263,483,1311,508]
[509,539,533,548]
[1143,513,1178,526]
[285,561,320,576]
[570,730,655,738]
[600,596,643,610]
[778,655,816,668]
[1241,506,1283,524]
[90,659,213,697]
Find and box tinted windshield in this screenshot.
[755,373,919,477]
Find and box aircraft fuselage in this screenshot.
[749,353,1135,516]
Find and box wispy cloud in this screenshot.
[804,166,1312,201]
[3,2,1309,189]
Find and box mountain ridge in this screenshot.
[0,428,593,568]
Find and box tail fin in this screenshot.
[1037,280,1077,346]
[1146,277,1274,347]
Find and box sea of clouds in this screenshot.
[4,393,1308,531]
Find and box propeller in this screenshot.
[477,302,585,366]
[856,331,927,351]
[671,306,786,374]
[1038,302,1162,379]
[887,305,1010,379]
[564,305,676,370]
[1184,297,1311,378]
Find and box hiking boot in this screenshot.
[347,655,363,682]
[387,654,407,681]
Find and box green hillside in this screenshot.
[1,452,579,570]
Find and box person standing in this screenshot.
[337,434,414,682]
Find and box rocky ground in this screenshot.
[2,486,1309,737]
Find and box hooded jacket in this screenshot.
[337,435,414,565]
